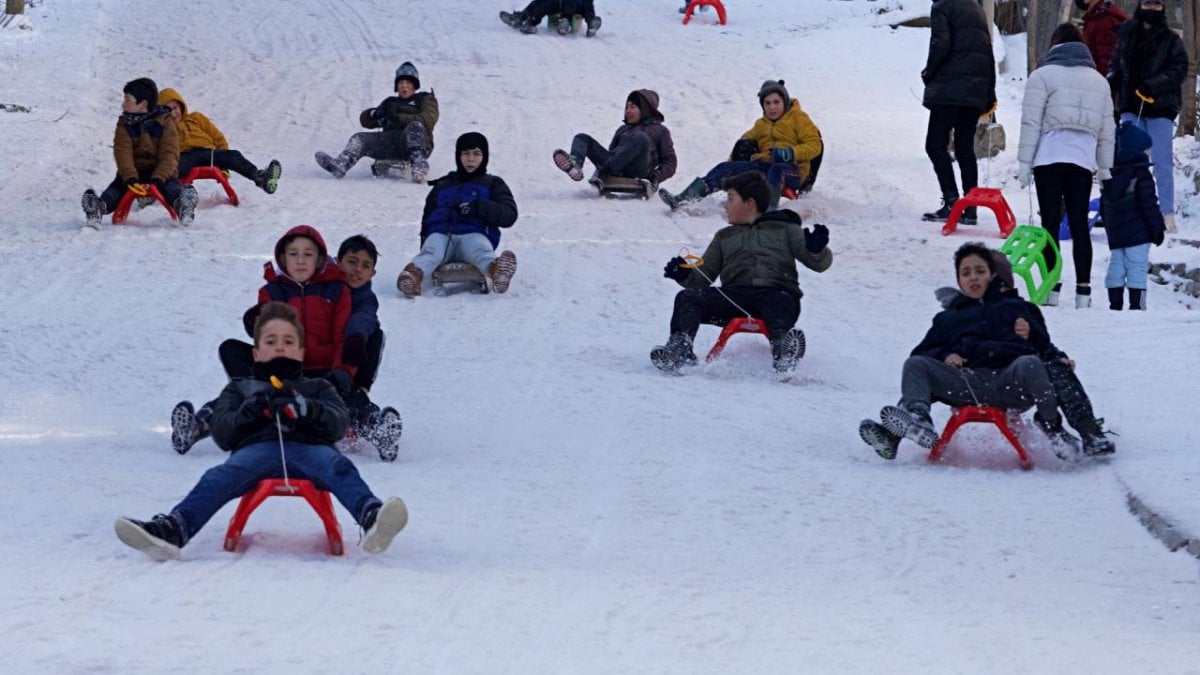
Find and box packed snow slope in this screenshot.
[1,0,1197,672]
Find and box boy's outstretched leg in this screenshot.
[254,159,283,194]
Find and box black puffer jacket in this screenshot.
[1109,16,1188,119]
[210,374,349,452]
[922,0,996,112]
[1100,155,1167,248]
[911,281,1045,368]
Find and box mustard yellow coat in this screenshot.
[741,99,822,182]
[158,88,229,153]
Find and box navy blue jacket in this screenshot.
[912,281,1045,368]
[420,170,518,248]
[1100,156,1166,249]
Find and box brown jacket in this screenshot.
[113,109,179,183]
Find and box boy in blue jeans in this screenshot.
[117,302,407,561]
[1101,121,1167,310]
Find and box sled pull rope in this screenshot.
[678,248,754,319]
[270,376,294,492]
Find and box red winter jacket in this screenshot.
[244,225,353,375]
[1083,1,1128,77]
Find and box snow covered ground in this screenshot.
[1,0,1197,672]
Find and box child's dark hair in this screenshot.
[954,242,997,275]
[253,302,306,346]
[337,234,379,265]
[1049,23,1083,47]
[721,171,771,214]
[123,78,159,106]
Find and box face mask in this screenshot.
[1136,7,1166,25]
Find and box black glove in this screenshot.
[731,138,758,162]
[266,386,310,426]
[151,178,166,192]
[804,224,829,253]
[238,390,272,421]
[1153,231,1165,246]
[457,200,479,217]
[124,177,141,188]
[663,256,690,282]
[370,107,385,121]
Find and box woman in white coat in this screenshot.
[1018,23,1115,308]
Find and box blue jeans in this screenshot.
[171,440,380,542]
[702,160,799,192]
[1105,243,1151,290]
[411,232,496,280]
[1119,113,1175,213]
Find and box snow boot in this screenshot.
[553,149,584,181]
[859,419,902,460]
[174,185,198,227]
[769,328,806,374]
[114,513,185,561]
[1080,429,1116,457]
[171,401,202,455]
[1128,287,1146,310]
[921,196,960,223]
[397,263,423,298]
[369,406,403,462]
[555,16,571,35]
[1164,212,1177,234]
[315,151,349,179]
[1042,283,1062,307]
[361,498,409,553]
[658,177,710,211]
[254,159,282,194]
[499,10,525,27]
[1107,287,1123,311]
[409,151,430,184]
[650,333,698,373]
[489,250,518,294]
[585,15,602,37]
[1075,285,1091,309]
[82,189,104,228]
[1034,412,1083,461]
[880,404,940,449]
[519,19,539,34]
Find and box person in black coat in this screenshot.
[919,0,996,225]
[1101,121,1166,309]
[1108,0,1187,233]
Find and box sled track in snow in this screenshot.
[1122,480,1200,563]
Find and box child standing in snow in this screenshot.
[315,61,439,183]
[396,132,519,297]
[1100,121,1166,310]
[118,302,408,561]
[552,89,677,189]
[81,78,198,227]
[500,1,601,36]
[158,88,283,195]
[650,171,832,375]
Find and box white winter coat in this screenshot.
[1018,43,1115,174]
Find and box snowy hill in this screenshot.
[1,0,1198,671]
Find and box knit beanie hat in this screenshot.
[757,79,790,106]
[123,78,158,106]
[1115,121,1152,163]
[395,61,420,90]
[455,131,489,175]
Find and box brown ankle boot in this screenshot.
[488,250,518,294]
[396,263,423,298]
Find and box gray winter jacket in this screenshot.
[1018,42,1115,174]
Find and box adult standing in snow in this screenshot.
[1017,23,1115,309]
[919,0,996,225]
[1108,0,1187,234]
[1076,0,1129,77]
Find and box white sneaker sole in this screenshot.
[114,518,180,562]
[362,498,408,553]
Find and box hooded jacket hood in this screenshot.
[157,88,188,116]
[1037,41,1097,69]
[273,225,330,273]
[454,131,489,176]
[627,89,665,122]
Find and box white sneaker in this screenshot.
[362,498,408,553]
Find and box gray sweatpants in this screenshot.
[899,355,1059,420]
[410,232,496,280]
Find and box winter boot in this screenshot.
[880,403,940,449]
[82,189,105,228]
[174,185,198,227]
[650,332,698,373]
[170,400,212,455]
[499,10,525,27]
[859,419,902,460]
[254,159,282,194]
[1163,212,1177,234]
[396,263,423,298]
[1075,285,1091,309]
[960,206,978,225]
[519,19,539,34]
[769,328,806,374]
[555,16,571,35]
[114,513,186,561]
[1128,287,1146,310]
[553,149,584,181]
[585,15,602,37]
[314,151,349,179]
[658,177,710,210]
[1080,429,1116,457]
[921,196,958,223]
[1042,282,1062,307]
[1107,287,1123,310]
[361,498,409,553]
[369,406,403,462]
[1034,412,1083,461]
[409,151,430,184]
[489,250,518,294]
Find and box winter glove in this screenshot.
[151,178,166,193]
[457,200,479,217]
[769,147,794,164]
[663,256,691,282]
[1017,165,1032,188]
[804,224,830,253]
[267,387,310,427]
[238,390,273,421]
[731,138,758,162]
[1153,230,1165,246]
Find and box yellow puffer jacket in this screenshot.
[741,99,823,182]
[158,88,229,153]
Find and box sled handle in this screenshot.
[680,254,704,269]
[127,183,148,197]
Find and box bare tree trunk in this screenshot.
[1183,0,1200,138]
[1027,0,1076,73]
[5,0,26,15]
